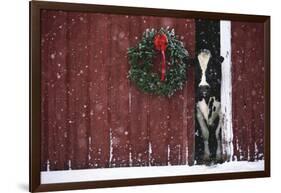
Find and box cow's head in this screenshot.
[195,49,224,101]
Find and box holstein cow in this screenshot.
[195,49,224,164]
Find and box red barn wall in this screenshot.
[231,22,265,161]
[41,10,265,171]
[41,10,196,171]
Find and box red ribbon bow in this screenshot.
[154,34,168,81]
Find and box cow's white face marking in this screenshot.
[198,50,211,87]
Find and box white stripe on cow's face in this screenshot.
[198,50,211,87]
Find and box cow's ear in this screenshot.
[218,56,224,63]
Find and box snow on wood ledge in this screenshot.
[41,161,264,184]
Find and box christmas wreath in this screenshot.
[128,28,189,97]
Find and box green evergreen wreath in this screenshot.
[128,28,189,97]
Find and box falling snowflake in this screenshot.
[50,53,56,59]
[119,32,125,39]
[237,75,242,81]
[251,90,257,96]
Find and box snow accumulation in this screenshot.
[41,160,264,184]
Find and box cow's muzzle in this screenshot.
[199,85,210,98]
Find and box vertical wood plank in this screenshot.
[47,11,59,170]
[231,23,244,160]
[40,10,50,171]
[165,17,185,165]
[88,13,111,168]
[186,67,195,165]
[65,12,75,169]
[109,14,130,167]
[52,11,68,170]
[66,12,89,169]
[128,15,150,166]
[182,19,196,165]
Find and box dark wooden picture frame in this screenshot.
[30,1,270,192]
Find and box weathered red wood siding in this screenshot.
[231,22,265,161]
[41,10,195,171]
[41,10,265,171]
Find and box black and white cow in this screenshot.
[195,49,224,164]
